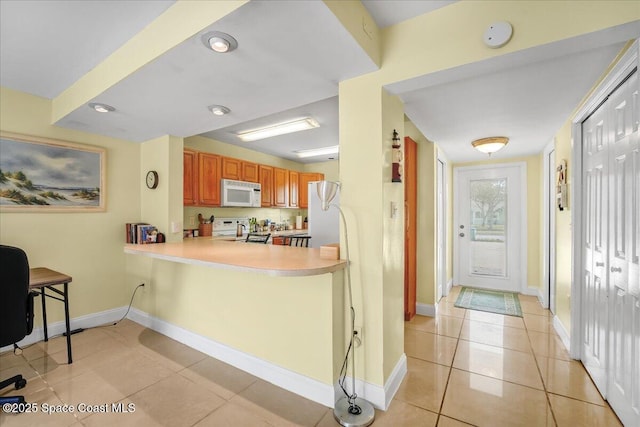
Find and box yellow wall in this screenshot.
[404,120,437,306]
[127,256,345,384]
[0,87,141,325]
[305,159,339,182]
[454,155,542,290]
[554,122,573,329]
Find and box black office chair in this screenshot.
[288,235,311,247]
[245,233,270,244]
[0,245,36,406]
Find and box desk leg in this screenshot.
[40,290,48,341]
[63,283,72,364]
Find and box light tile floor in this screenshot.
[0,286,622,426]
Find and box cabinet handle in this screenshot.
[610,266,622,273]
[595,262,605,267]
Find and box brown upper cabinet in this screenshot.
[221,157,241,180]
[289,170,299,208]
[183,149,324,208]
[298,172,324,208]
[259,165,274,207]
[198,152,221,206]
[241,161,259,183]
[183,150,198,206]
[273,167,289,207]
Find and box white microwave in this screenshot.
[221,179,261,207]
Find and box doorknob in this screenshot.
[595,262,605,267]
[610,266,622,273]
[459,232,465,237]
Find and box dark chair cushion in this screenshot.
[0,245,30,346]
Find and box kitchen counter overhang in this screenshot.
[124,238,345,277]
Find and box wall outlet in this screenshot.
[188,216,195,226]
[353,326,363,347]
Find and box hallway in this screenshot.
[396,286,622,426]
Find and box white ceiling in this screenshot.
[361,0,457,28]
[0,1,637,164]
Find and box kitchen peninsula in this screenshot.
[123,239,346,407]
[124,238,345,276]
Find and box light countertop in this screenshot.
[124,238,345,277]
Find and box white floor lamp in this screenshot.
[316,181,375,427]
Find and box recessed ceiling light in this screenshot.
[88,103,115,113]
[295,145,339,159]
[208,105,231,116]
[201,31,238,53]
[238,118,320,142]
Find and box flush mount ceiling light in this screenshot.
[208,105,231,116]
[472,136,509,156]
[295,145,339,159]
[88,102,115,113]
[237,117,320,142]
[201,31,238,53]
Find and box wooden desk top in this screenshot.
[29,267,72,288]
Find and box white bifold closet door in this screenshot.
[582,67,639,427]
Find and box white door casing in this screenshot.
[437,157,447,300]
[454,163,527,293]
[543,140,557,313]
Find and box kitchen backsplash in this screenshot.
[183,206,307,230]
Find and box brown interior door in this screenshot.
[404,137,417,321]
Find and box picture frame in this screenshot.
[0,132,106,212]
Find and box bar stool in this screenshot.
[288,236,311,247]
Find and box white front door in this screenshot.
[454,164,525,292]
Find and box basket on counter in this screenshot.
[198,223,212,237]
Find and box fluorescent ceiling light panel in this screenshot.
[237,118,319,142]
[295,145,339,158]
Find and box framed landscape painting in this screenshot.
[0,132,106,212]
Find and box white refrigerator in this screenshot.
[307,181,339,248]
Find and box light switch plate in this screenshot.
[171,221,182,233]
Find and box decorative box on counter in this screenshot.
[320,243,340,260]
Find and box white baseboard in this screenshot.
[0,306,127,354]
[446,279,453,295]
[553,315,571,354]
[384,353,407,410]
[2,304,405,411]
[521,286,541,297]
[127,308,336,408]
[416,303,436,317]
[335,353,407,411]
[536,288,545,306]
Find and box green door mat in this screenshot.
[454,287,523,317]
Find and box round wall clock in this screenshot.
[146,170,159,189]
